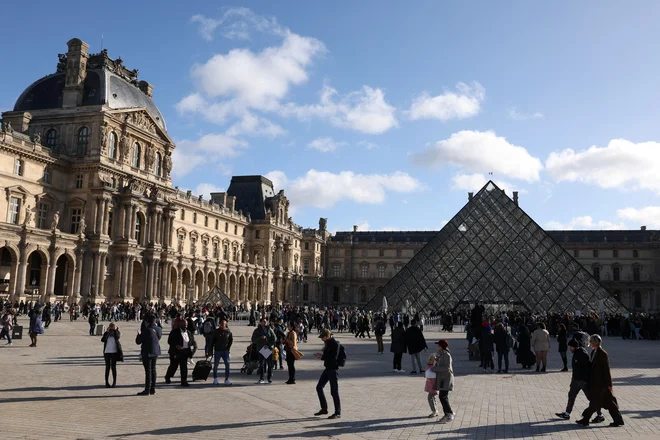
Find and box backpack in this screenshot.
[506,331,514,349]
[337,342,347,367]
[203,320,214,334]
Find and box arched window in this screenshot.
[76,127,90,156]
[154,151,162,176]
[135,214,143,244]
[108,132,118,160]
[46,129,58,148]
[132,142,141,168]
[633,291,642,309]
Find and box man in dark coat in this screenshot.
[404,320,427,374]
[135,313,162,396]
[576,335,624,427]
[390,322,406,372]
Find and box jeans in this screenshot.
[89,323,96,336]
[393,352,403,370]
[566,380,601,415]
[258,353,273,381]
[497,350,509,371]
[316,368,341,414]
[428,392,438,413]
[0,328,11,343]
[286,350,296,381]
[410,352,423,372]
[142,357,157,392]
[213,350,230,380]
[439,390,452,415]
[204,334,212,356]
[375,334,384,353]
[104,353,118,385]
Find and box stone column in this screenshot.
[130,206,137,239]
[202,266,208,295]
[102,199,110,236]
[90,252,99,299]
[155,213,162,245]
[126,257,134,299]
[45,253,58,299]
[143,258,152,301]
[93,198,101,234]
[121,256,130,298]
[97,253,107,299]
[162,216,170,248]
[14,244,28,300]
[114,255,124,298]
[124,204,132,240]
[73,251,83,300]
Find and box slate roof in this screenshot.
[226,176,277,221]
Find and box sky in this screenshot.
[3,1,660,233]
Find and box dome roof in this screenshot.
[13,51,166,131]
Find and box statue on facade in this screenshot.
[149,183,159,201]
[24,205,32,226]
[51,211,60,231]
[319,217,327,231]
[1,122,13,133]
[119,135,130,162]
[30,133,41,145]
[56,53,68,72]
[100,122,108,154]
[162,152,172,177]
[78,217,86,236]
[144,144,155,169]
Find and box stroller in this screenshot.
[240,343,260,375]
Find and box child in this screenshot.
[425,354,439,417]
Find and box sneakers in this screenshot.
[328,413,341,419]
[6,342,12,346]
[591,414,605,423]
[556,412,571,420]
[267,379,273,384]
[439,413,454,423]
[257,380,266,384]
[213,378,220,385]
[428,412,439,418]
[393,369,406,373]
[575,418,589,427]
[286,380,296,384]
[410,371,418,374]
[224,379,232,386]
[314,409,329,416]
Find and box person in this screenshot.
[405,319,428,374]
[374,317,386,354]
[164,317,183,383]
[314,329,341,419]
[555,338,604,422]
[251,317,276,384]
[576,335,624,427]
[557,323,569,372]
[274,319,287,370]
[89,312,98,336]
[208,319,233,386]
[166,320,197,386]
[430,339,455,423]
[28,307,44,347]
[531,322,550,372]
[479,322,494,372]
[493,322,510,373]
[135,313,162,395]
[516,323,535,369]
[202,314,216,357]
[284,321,298,384]
[0,308,14,345]
[390,322,406,373]
[101,322,122,388]
[424,355,440,417]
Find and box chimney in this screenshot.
[641,226,647,231]
[513,191,519,206]
[62,38,90,108]
[138,80,154,98]
[353,225,358,232]
[468,192,473,201]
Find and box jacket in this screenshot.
[493,327,509,353]
[571,347,591,383]
[101,329,123,360]
[284,330,298,352]
[557,328,568,352]
[208,328,233,356]
[431,349,454,391]
[167,328,197,358]
[390,327,406,354]
[251,325,276,351]
[321,337,340,370]
[589,347,618,410]
[404,325,427,354]
[136,323,162,358]
[531,328,550,352]
[29,315,44,334]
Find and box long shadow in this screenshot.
[433,419,618,440]
[108,418,316,437]
[613,374,660,386]
[2,384,138,392]
[3,394,132,404]
[622,409,660,419]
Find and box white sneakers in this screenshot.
[393,369,406,373]
[224,379,232,386]
[428,412,439,418]
[438,413,455,424]
[213,378,220,385]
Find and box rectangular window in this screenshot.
[213,243,219,259]
[37,203,48,229]
[14,159,23,176]
[333,264,340,277]
[75,174,83,189]
[361,249,368,257]
[70,208,82,234]
[242,228,245,237]
[193,212,197,224]
[573,250,579,258]
[180,209,185,220]
[333,286,339,302]
[215,219,219,230]
[593,266,600,281]
[396,249,402,257]
[225,222,229,232]
[177,235,184,253]
[593,250,599,258]
[613,266,620,281]
[633,249,639,258]
[190,239,196,255]
[333,248,339,257]
[234,225,238,235]
[378,265,385,278]
[256,230,260,239]
[361,265,368,278]
[204,216,208,227]
[107,211,113,237]
[8,197,20,225]
[379,249,385,257]
[633,266,640,281]
[303,260,309,274]
[303,284,309,301]
[613,249,618,258]
[305,242,309,250]
[202,240,208,257]
[233,247,238,261]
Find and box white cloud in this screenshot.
[545,216,626,230]
[616,207,660,229]
[508,107,544,121]
[191,8,285,41]
[408,82,484,121]
[225,112,286,138]
[171,149,206,179]
[410,130,543,182]
[194,183,225,197]
[267,169,423,209]
[546,139,660,193]
[451,173,525,194]
[354,221,370,231]
[307,137,346,153]
[172,134,247,178]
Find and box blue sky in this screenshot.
[3,2,660,232]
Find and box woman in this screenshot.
[284,321,298,384]
[390,322,406,373]
[557,323,568,372]
[28,307,44,347]
[101,322,122,387]
[430,339,455,423]
[1,308,15,345]
[516,322,535,369]
[166,319,197,386]
[493,322,510,373]
[531,322,551,372]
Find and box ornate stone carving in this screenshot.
[1,122,13,133]
[118,134,131,162]
[144,143,155,170]
[78,217,86,236]
[30,132,41,145]
[319,217,327,231]
[100,122,109,154]
[125,111,156,134]
[51,211,60,231]
[162,152,172,177]
[24,205,32,226]
[56,53,68,73]
[149,183,159,201]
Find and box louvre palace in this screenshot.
[1,38,658,312]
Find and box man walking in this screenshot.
[208,319,233,386]
[135,313,162,396]
[314,329,341,419]
[374,317,386,354]
[251,318,276,384]
[404,320,427,374]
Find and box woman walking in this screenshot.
[28,307,44,347]
[557,323,568,372]
[166,320,197,386]
[532,322,551,372]
[101,322,122,387]
[516,322,535,369]
[284,321,299,384]
[430,339,455,423]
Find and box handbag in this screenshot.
[292,348,304,360]
[424,368,436,379]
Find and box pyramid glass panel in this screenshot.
[365,181,628,314]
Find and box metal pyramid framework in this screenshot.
[365,181,627,314]
[197,286,235,308]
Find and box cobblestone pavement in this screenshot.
[2,317,659,440]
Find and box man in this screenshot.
[88,312,98,336]
[374,317,387,354]
[251,317,276,384]
[404,320,428,374]
[208,319,233,386]
[135,313,162,396]
[314,329,341,419]
[555,338,604,422]
[576,335,624,427]
[202,315,216,357]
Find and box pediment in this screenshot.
[109,108,173,144]
[67,196,87,207]
[34,192,60,203]
[5,185,31,195]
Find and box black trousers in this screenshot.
[317,368,341,414]
[581,389,622,423]
[104,353,118,385]
[178,349,192,384]
[393,352,403,370]
[286,350,296,381]
[439,390,452,415]
[142,357,157,392]
[165,353,179,380]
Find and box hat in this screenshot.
[435,339,449,349]
[318,329,332,338]
[568,339,579,348]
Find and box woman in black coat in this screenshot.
[101,322,122,387]
[516,323,535,369]
[166,320,197,386]
[557,323,568,371]
[390,322,406,372]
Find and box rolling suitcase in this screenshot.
[192,359,212,381]
[95,324,105,336]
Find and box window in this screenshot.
[593,266,600,281]
[75,174,83,189]
[634,291,642,308]
[303,259,309,274]
[333,286,339,302]
[76,127,90,156]
[232,247,238,261]
[107,211,113,237]
[204,216,208,227]
[154,152,162,176]
[223,244,228,260]
[14,158,23,176]
[134,214,143,243]
[242,227,245,237]
[333,264,340,277]
[108,132,118,159]
[202,240,208,257]
[234,225,238,235]
[573,250,579,258]
[396,249,402,257]
[193,212,197,224]
[225,222,229,232]
[333,248,339,257]
[43,167,51,184]
[213,243,219,259]
[361,264,368,278]
[132,142,141,168]
[70,208,82,234]
[303,284,309,301]
[46,129,58,148]
[379,249,385,257]
[256,230,260,239]
[633,266,640,281]
[304,242,309,250]
[190,237,197,255]
[37,203,48,229]
[215,219,219,230]
[613,249,619,258]
[633,249,639,258]
[613,266,620,281]
[593,250,599,258]
[177,235,184,253]
[180,209,185,220]
[361,249,368,257]
[378,265,385,278]
[7,197,20,225]
[360,287,367,302]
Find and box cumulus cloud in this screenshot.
[545,216,626,230]
[191,8,285,41]
[410,130,543,182]
[508,107,544,121]
[616,207,660,229]
[172,134,248,178]
[194,183,225,197]
[408,82,484,121]
[450,173,525,194]
[266,169,423,209]
[546,139,660,193]
[171,149,207,179]
[225,112,286,138]
[307,137,346,153]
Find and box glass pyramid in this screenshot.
[366,181,627,315]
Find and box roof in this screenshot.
[546,230,658,243]
[227,176,277,220]
[331,231,436,243]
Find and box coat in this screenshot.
[571,347,590,383]
[390,327,406,354]
[589,347,619,410]
[531,328,550,352]
[557,328,568,352]
[493,327,509,353]
[136,323,162,358]
[251,325,276,351]
[167,328,197,358]
[431,349,454,391]
[404,325,427,354]
[101,329,123,361]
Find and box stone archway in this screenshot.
[207,271,216,291]
[194,270,204,301]
[248,276,255,302]
[181,268,192,302]
[218,272,226,294]
[54,253,75,299]
[170,266,178,301]
[256,277,263,303]
[26,249,49,300]
[0,246,18,299]
[131,260,143,301]
[239,275,246,304]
